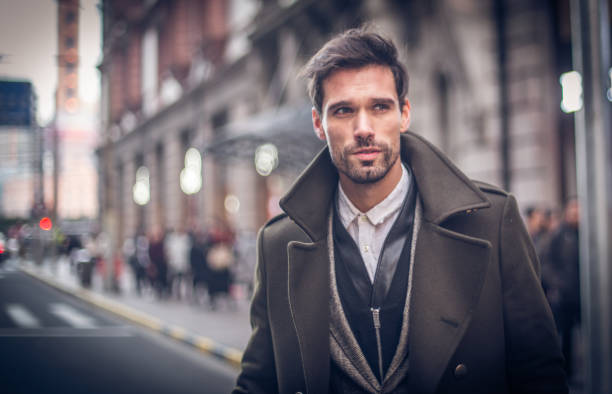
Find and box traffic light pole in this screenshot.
[33,125,45,265]
[569,0,612,392]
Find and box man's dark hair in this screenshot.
[525,206,537,218]
[301,27,409,114]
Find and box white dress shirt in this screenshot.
[336,164,410,282]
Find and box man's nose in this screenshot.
[353,110,374,141]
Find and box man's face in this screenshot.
[312,65,410,185]
[528,210,545,233]
[565,199,580,227]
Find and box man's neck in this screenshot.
[339,162,403,213]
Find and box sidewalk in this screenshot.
[19,257,251,368]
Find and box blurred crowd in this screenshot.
[117,221,256,310]
[525,198,581,380]
[0,219,257,311]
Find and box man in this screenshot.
[234,28,567,393]
[525,206,546,241]
[545,198,581,379]
[525,206,553,287]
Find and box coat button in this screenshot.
[454,363,468,379]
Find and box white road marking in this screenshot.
[0,266,16,275]
[6,304,41,328]
[50,303,98,329]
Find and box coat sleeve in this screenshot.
[500,195,568,393]
[233,226,279,394]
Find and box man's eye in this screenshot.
[373,103,389,111]
[334,107,353,115]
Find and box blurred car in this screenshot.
[0,233,7,264]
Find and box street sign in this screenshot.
[0,80,35,127]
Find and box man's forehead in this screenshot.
[321,65,398,109]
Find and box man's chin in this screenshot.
[345,167,387,184]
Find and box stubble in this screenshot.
[331,138,399,184]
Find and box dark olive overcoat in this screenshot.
[233,132,567,394]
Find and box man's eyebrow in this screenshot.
[326,100,353,113]
[326,97,396,113]
[371,97,397,106]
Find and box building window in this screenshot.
[65,10,76,24]
[212,110,228,138]
[66,88,75,98]
[66,62,75,73]
[65,36,75,48]
[141,27,159,116]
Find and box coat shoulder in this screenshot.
[265,212,290,227]
[472,180,508,200]
[260,212,310,247]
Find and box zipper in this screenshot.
[371,307,384,383]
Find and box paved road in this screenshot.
[0,262,238,394]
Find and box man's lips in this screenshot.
[352,148,380,161]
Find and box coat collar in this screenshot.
[279,131,491,239]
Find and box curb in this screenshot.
[20,265,243,369]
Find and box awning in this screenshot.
[205,103,325,173]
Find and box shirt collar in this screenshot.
[337,164,410,228]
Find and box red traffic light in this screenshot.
[39,217,52,231]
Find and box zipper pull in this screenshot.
[371,307,384,383]
[371,307,381,329]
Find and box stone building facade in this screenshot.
[97,0,576,249]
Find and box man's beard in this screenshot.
[330,138,399,184]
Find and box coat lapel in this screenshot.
[400,132,493,392]
[288,239,331,394]
[281,148,337,394]
[407,220,491,392]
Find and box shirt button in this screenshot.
[454,363,468,379]
[363,245,369,252]
[360,215,368,222]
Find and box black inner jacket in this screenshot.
[332,173,417,381]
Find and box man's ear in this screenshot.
[312,107,327,141]
[400,98,411,133]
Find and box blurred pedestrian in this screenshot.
[205,224,235,310]
[545,198,581,379]
[148,227,168,299]
[7,236,19,262]
[66,235,82,268]
[165,227,191,300]
[134,235,151,295]
[232,230,257,299]
[526,206,546,242]
[189,230,210,304]
[124,237,143,295]
[525,206,551,267]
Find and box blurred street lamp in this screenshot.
[180,147,202,195]
[254,143,279,176]
[133,166,150,205]
[560,70,583,113]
